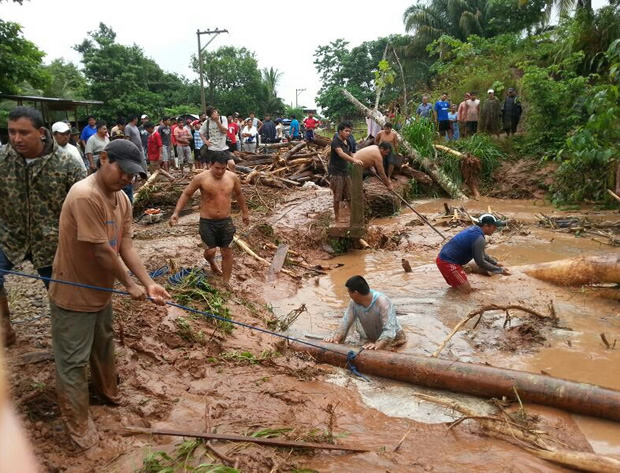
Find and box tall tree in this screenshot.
[0,20,49,94]
[192,46,264,116]
[75,23,196,121]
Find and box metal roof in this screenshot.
[0,94,103,106]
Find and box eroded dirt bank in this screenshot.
[3,187,619,472]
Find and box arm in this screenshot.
[92,242,144,298]
[84,139,96,171]
[373,153,392,190]
[233,175,249,225]
[169,176,202,225]
[324,303,355,343]
[472,236,506,274]
[335,146,362,166]
[216,116,228,134]
[374,132,382,145]
[119,238,169,305]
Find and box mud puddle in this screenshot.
[271,197,620,455]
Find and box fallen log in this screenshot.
[341,89,467,200]
[134,170,161,203]
[283,141,307,160]
[608,188,620,204]
[257,142,293,150]
[123,426,369,452]
[399,165,434,185]
[233,236,298,278]
[290,340,620,422]
[519,255,620,286]
[312,134,332,148]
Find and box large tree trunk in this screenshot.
[341,89,467,200]
[519,255,620,286]
[289,340,620,422]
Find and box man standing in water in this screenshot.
[436,214,510,293]
[170,152,249,286]
[324,275,407,350]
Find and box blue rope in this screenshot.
[149,265,169,279]
[0,269,353,360]
[346,347,371,382]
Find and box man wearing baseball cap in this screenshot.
[48,139,168,449]
[436,214,510,293]
[52,121,86,172]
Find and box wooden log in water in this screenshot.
[290,341,620,422]
[519,255,620,286]
[363,175,410,219]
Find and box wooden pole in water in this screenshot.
[290,341,620,423]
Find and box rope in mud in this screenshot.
[0,269,370,377]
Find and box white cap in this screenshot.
[487,89,494,94]
[141,114,148,119]
[52,121,70,134]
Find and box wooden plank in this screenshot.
[123,426,370,452]
[267,244,289,282]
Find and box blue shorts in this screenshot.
[305,129,315,141]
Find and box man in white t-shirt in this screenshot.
[52,122,86,173]
[200,106,235,171]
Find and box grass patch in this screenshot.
[250,427,294,438]
[175,317,206,344]
[138,440,240,473]
[219,350,280,365]
[170,269,233,335]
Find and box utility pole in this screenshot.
[197,28,228,114]
[295,88,306,109]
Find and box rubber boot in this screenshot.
[0,289,16,346]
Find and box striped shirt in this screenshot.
[193,130,204,149]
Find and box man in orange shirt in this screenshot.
[48,140,169,449]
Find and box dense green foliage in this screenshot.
[192,46,285,117]
[0,19,48,94]
[74,23,198,122]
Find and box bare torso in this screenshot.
[377,130,397,146]
[354,145,384,171]
[197,170,237,219]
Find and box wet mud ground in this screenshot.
[3,189,620,472]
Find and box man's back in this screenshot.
[354,145,381,169]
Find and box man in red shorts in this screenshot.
[436,214,510,293]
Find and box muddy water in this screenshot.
[272,197,620,455]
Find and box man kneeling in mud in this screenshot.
[324,275,406,350]
[170,151,249,286]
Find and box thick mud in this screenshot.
[272,197,620,457]
[3,191,619,472]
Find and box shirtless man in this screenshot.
[374,122,399,179]
[354,143,394,191]
[170,151,249,285]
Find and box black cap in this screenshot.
[70,127,80,135]
[104,140,147,179]
[478,213,505,227]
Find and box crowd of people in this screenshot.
[411,87,523,140]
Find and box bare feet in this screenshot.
[206,258,222,276]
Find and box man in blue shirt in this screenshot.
[436,214,511,293]
[416,96,433,119]
[289,114,300,140]
[79,115,97,150]
[434,93,452,139]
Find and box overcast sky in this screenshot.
[3,0,608,111]
[2,0,415,109]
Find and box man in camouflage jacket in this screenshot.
[0,107,86,346]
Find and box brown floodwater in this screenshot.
[271,197,620,455]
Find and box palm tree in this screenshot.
[262,67,283,97]
[403,0,490,51]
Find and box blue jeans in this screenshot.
[122,184,134,203]
[0,246,52,291]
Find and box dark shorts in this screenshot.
[383,151,402,171]
[329,174,351,203]
[466,121,478,134]
[194,148,202,162]
[199,217,236,249]
[305,129,315,141]
[438,120,451,132]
